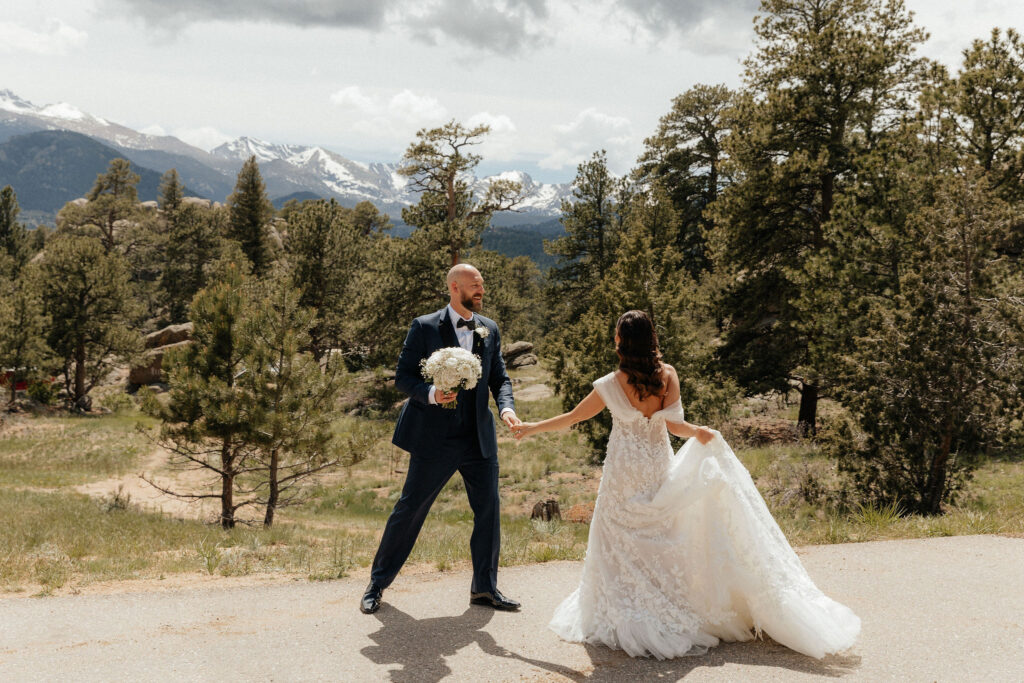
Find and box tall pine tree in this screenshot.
[227,156,274,276]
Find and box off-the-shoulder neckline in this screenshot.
[600,372,682,421]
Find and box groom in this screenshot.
[360,263,521,614]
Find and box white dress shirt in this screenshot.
[428,304,516,421]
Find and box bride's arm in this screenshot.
[661,365,714,444]
[511,390,605,440]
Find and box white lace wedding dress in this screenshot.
[549,373,860,660]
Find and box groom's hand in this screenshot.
[436,389,458,404]
[502,412,521,430]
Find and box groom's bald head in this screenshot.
[447,263,484,313]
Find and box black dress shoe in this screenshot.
[360,583,384,614]
[470,589,521,611]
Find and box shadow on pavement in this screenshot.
[361,604,583,682]
[581,637,861,680]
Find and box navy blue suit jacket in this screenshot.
[391,307,515,459]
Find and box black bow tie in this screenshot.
[457,318,475,329]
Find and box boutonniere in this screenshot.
[475,326,489,340]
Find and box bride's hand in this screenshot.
[512,422,537,441]
[695,426,714,445]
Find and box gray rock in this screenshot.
[182,196,211,208]
[503,341,533,360]
[129,340,191,385]
[144,322,193,349]
[509,353,538,369]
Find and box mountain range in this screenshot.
[0,89,572,227]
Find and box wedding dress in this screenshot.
[549,372,860,660]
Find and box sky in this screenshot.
[1,0,1022,183]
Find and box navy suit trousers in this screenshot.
[369,431,500,594]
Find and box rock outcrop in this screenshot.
[503,341,538,368]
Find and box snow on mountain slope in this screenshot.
[0,89,572,217]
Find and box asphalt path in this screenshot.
[1,535,1022,681]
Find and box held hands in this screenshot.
[503,412,522,430]
[511,422,536,441]
[436,389,458,404]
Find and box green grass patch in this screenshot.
[0,414,158,487]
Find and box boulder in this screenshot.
[144,322,193,349]
[140,200,158,210]
[503,341,533,361]
[129,340,191,385]
[182,196,211,208]
[69,197,88,207]
[530,499,561,522]
[509,353,538,369]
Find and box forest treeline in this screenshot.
[2,0,1023,519]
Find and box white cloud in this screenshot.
[0,20,87,55]
[174,125,234,151]
[466,111,519,160]
[540,108,635,173]
[329,85,377,113]
[388,89,447,123]
[329,86,450,148]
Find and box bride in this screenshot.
[511,310,860,660]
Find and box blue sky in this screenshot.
[1,0,1020,182]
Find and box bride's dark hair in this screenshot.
[616,310,663,400]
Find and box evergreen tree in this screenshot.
[227,156,274,276]
[159,168,185,212]
[545,151,623,318]
[0,269,53,403]
[242,271,346,527]
[284,199,382,360]
[0,185,29,277]
[38,235,140,409]
[637,84,735,276]
[399,120,524,266]
[157,264,259,528]
[160,204,224,323]
[77,158,142,253]
[825,172,1024,513]
[711,0,927,433]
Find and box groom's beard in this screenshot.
[462,295,482,312]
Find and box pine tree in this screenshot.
[0,185,29,277]
[242,272,346,527]
[160,204,224,323]
[159,168,185,212]
[711,0,927,434]
[284,199,380,360]
[157,264,259,528]
[0,269,53,403]
[399,120,524,266]
[38,235,141,409]
[227,156,274,275]
[545,151,625,320]
[825,172,1024,513]
[637,84,735,276]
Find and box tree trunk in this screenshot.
[74,341,87,405]
[797,381,818,436]
[220,440,235,529]
[924,428,954,515]
[263,448,279,528]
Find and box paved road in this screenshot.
[1,535,1022,681]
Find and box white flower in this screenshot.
[420,347,482,409]
[475,326,490,339]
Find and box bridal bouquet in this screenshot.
[421,347,482,410]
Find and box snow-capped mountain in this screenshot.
[0,90,571,222]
